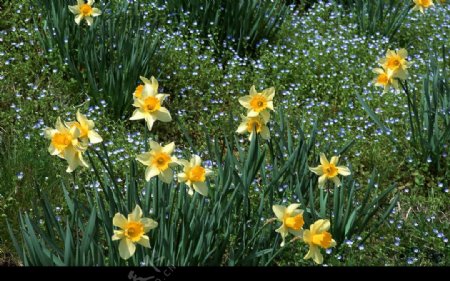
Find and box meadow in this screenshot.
[0,0,448,266]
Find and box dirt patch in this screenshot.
[0,251,21,267]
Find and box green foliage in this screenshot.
[162,0,289,56]
[404,46,450,177]
[359,46,450,182]
[9,111,397,265]
[352,0,411,41]
[34,0,165,119]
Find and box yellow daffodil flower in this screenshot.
[112,205,158,260]
[136,141,178,183]
[238,85,275,122]
[44,117,89,173]
[303,219,336,264]
[378,48,410,80]
[177,155,213,196]
[372,67,399,93]
[272,203,305,247]
[66,110,103,144]
[412,0,434,13]
[129,76,172,131]
[309,153,351,188]
[68,0,102,26]
[236,114,270,141]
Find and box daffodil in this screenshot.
[272,204,305,247]
[238,85,275,122]
[44,117,89,173]
[112,205,158,260]
[177,155,213,196]
[136,141,178,183]
[372,67,399,93]
[309,153,351,188]
[236,114,270,141]
[66,110,103,144]
[68,0,102,26]
[303,219,336,264]
[412,0,434,13]
[133,84,144,100]
[129,76,172,131]
[378,48,410,80]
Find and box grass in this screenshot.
[0,0,449,266]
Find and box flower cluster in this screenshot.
[372,48,411,93]
[44,110,102,172]
[236,85,275,141]
[130,76,172,131]
[272,203,336,264]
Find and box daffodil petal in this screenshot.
[113,213,128,229]
[119,239,136,260]
[193,181,208,196]
[272,205,286,220]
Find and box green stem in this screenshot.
[400,80,419,155]
[264,238,299,266]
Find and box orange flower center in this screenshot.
[323,163,338,178]
[246,118,262,133]
[377,73,389,85]
[418,0,432,7]
[143,97,161,113]
[386,56,401,70]
[52,132,72,151]
[249,95,268,112]
[152,152,171,171]
[188,166,206,182]
[134,85,144,99]
[312,231,333,249]
[284,214,304,230]
[124,221,144,242]
[80,4,93,16]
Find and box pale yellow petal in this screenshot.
[68,5,80,14]
[193,181,208,196]
[128,205,143,222]
[260,125,270,140]
[145,165,160,181]
[330,156,339,165]
[154,107,172,122]
[319,153,329,165]
[136,152,151,165]
[113,213,128,229]
[129,109,146,120]
[149,140,162,151]
[286,203,301,214]
[119,239,136,260]
[337,166,351,176]
[159,168,173,183]
[144,115,155,131]
[238,96,251,108]
[272,205,286,220]
[178,172,188,182]
[309,166,324,176]
[162,142,175,155]
[137,235,151,248]
[85,16,93,26]
[141,218,158,233]
[91,7,102,16]
[331,176,341,187]
[88,130,103,144]
[112,230,125,241]
[318,174,327,187]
